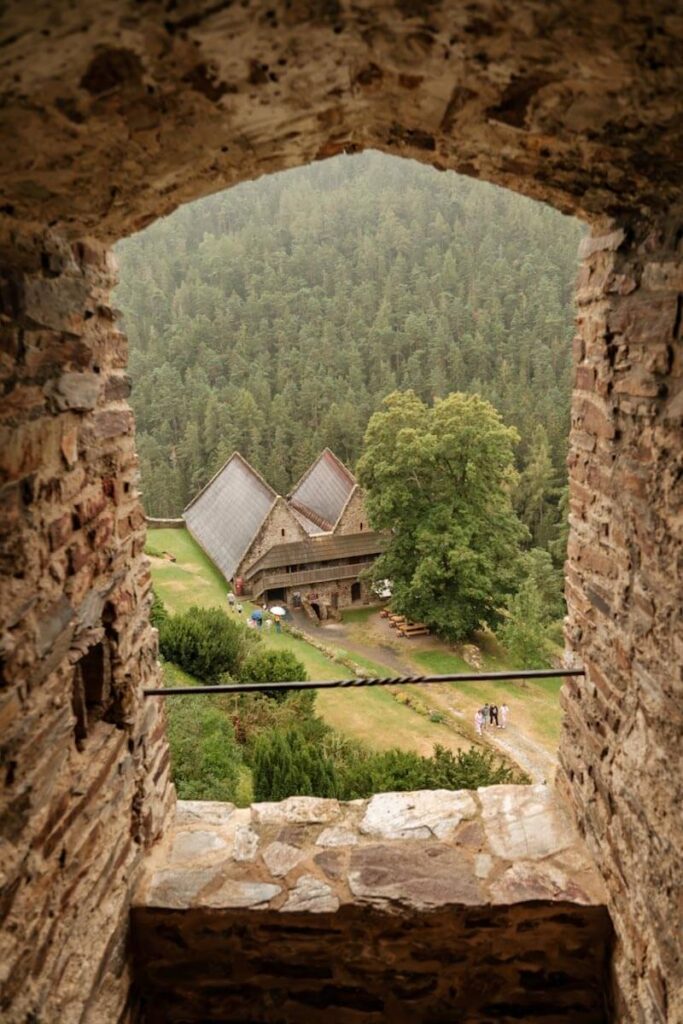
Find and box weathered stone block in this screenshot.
[49,371,100,411]
[359,789,477,840]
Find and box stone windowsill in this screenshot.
[133,784,607,915]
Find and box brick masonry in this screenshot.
[132,789,613,1023]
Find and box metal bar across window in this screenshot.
[144,667,585,697]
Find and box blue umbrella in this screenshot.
[250,609,263,621]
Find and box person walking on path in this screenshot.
[490,704,499,728]
[500,703,509,729]
[482,703,490,731]
[474,709,484,736]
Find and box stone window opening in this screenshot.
[71,639,113,750]
[1,9,680,1021]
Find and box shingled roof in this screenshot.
[244,531,387,578]
[288,449,356,531]
[183,452,276,581]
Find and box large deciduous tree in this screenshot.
[357,391,527,641]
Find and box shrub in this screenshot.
[253,727,337,801]
[159,605,252,683]
[150,588,169,629]
[166,695,245,802]
[240,648,307,700]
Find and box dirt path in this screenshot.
[291,611,414,676]
[418,685,555,784]
[292,611,556,782]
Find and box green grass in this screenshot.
[340,607,382,625]
[148,527,477,756]
[315,684,469,757]
[147,528,228,611]
[410,649,473,675]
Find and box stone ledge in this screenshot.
[134,786,606,915]
[132,787,613,1022]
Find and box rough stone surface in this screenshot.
[562,221,683,1023]
[0,1,681,240]
[360,788,477,839]
[132,791,612,1021]
[0,237,174,1024]
[0,4,682,1021]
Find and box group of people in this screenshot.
[474,702,508,735]
[227,593,282,632]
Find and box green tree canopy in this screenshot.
[358,390,528,640]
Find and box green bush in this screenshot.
[253,727,337,801]
[240,648,307,700]
[150,588,169,629]
[251,721,528,802]
[159,605,252,683]
[166,696,245,802]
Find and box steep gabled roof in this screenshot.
[183,452,276,581]
[287,449,356,532]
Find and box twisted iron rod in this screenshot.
[144,667,584,696]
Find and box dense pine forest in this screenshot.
[115,151,584,559]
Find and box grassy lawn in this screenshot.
[340,607,382,625]
[147,529,227,611]
[315,684,470,757]
[147,528,471,756]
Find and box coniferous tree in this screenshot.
[115,150,583,561]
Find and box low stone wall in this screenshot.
[132,786,613,1022]
[146,517,184,529]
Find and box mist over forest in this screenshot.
[115,150,584,558]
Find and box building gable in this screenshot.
[236,497,310,579]
[333,484,369,535]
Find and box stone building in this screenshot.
[0,3,681,1023]
[184,449,386,618]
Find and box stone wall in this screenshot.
[0,4,682,1021]
[293,577,373,619]
[132,788,613,1023]
[0,230,174,1024]
[562,220,683,1022]
[238,496,308,583]
[334,486,369,535]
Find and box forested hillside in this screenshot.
[115,151,584,543]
